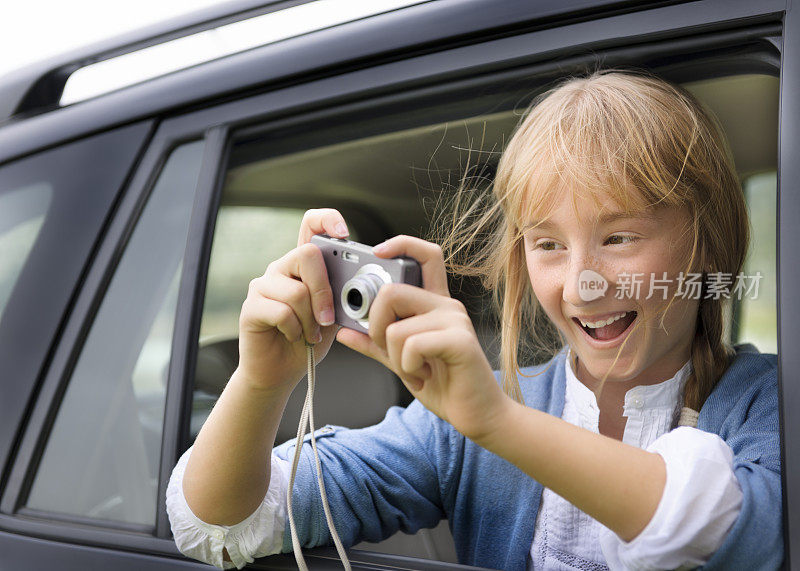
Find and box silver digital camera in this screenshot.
[310,234,422,333]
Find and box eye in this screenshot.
[605,234,638,246]
[535,240,564,251]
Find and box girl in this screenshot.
[166,70,782,570]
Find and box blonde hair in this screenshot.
[432,69,749,409]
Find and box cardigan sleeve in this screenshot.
[272,399,460,552]
[697,368,784,570]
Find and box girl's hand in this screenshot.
[336,235,511,442]
[236,208,347,393]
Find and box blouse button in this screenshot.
[213,529,224,540]
[632,397,644,408]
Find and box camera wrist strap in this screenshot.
[286,342,352,571]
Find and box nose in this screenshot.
[562,250,608,308]
[562,254,586,308]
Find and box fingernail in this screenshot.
[314,329,323,343]
[320,309,335,326]
[335,223,348,237]
[373,242,387,254]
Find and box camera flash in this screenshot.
[342,251,359,263]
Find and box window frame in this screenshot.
[778,2,800,569]
[0,1,791,569]
[160,126,230,538]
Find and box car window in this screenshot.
[25,140,205,526]
[0,183,51,324]
[0,123,152,485]
[735,170,777,353]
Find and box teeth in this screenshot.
[578,311,630,329]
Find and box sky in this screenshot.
[0,1,234,80]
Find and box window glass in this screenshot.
[736,171,777,353]
[0,122,151,479]
[26,140,205,526]
[0,183,51,324]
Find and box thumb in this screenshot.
[335,327,391,369]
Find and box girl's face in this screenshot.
[523,187,700,390]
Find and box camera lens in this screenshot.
[341,265,390,322]
[346,289,363,311]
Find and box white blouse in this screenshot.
[167,352,744,570]
[530,350,742,570]
[166,448,290,569]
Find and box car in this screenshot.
[0,0,794,568]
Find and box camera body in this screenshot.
[311,234,422,333]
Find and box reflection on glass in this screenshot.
[0,183,51,325]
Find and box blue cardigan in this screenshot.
[273,343,782,570]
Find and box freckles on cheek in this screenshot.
[528,269,560,307]
[533,274,561,293]
[525,260,544,289]
[525,254,560,306]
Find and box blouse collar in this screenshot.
[565,347,693,413]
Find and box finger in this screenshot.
[383,312,451,372]
[371,235,448,296]
[335,327,392,369]
[297,208,349,247]
[241,296,303,344]
[401,329,472,377]
[369,285,463,350]
[250,274,319,344]
[272,243,336,328]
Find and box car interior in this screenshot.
[184,71,778,563]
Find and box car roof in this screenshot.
[0,0,675,164]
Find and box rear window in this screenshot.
[0,122,152,470]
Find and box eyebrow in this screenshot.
[523,210,657,232]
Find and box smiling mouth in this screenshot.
[572,311,637,342]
